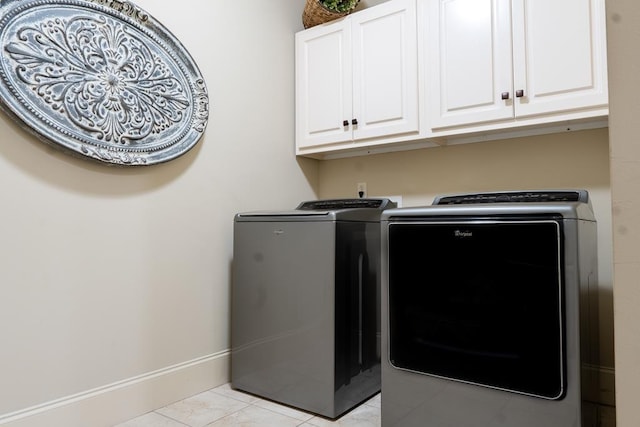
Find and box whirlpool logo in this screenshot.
[454,229,473,238]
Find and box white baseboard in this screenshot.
[0,354,613,427]
[0,350,230,427]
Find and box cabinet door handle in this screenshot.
[516,89,525,98]
[352,118,358,125]
[501,92,510,100]
[343,120,349,127]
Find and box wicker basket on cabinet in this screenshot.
[302,0,360,29]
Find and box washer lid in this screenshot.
[0,0,209,166]
[236,198,396,222]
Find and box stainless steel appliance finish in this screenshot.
[232,198,395,418]
[381,190,599,427]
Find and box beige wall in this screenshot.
[0,1,317,426]
[318,128,615,394]
[606,0,640,426]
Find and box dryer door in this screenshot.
[387,217,565,400]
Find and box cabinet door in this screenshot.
[511,0,608,117]
[295,21,353,149]
[426,0,513,129]
[351,0,419,140]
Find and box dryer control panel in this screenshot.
[433,190,588,205]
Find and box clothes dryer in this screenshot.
[381,190,599,426]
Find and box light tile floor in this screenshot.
[115,383,381,427]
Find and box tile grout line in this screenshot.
[122,385,381,426]
[211,386,317,423]
[152,411,192,427]
[196,389,254,427]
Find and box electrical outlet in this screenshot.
[357,182,367,198]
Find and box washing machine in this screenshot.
[381,190,599,426]
[231,198,395,418]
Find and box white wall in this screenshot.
[0,2,317,426]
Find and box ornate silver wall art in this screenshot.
[0,0,209,166]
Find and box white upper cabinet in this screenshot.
[294,0,609,158]
[296,0,419,153]
[512,0,608,117]
[296,22,352,149]
[426,0,608,131]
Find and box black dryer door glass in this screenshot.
[388,219,565,399]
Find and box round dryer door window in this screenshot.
[0,0,209,166]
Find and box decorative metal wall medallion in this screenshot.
[0,0,209,166]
